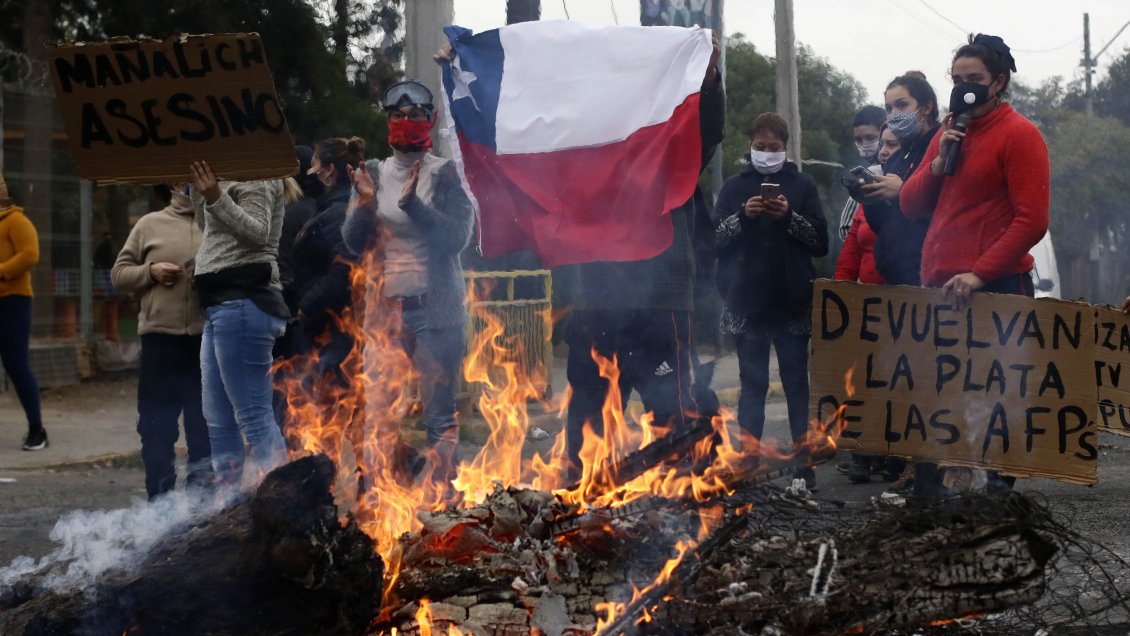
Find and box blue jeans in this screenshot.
[201,299,288,488]
[400,307,464,471]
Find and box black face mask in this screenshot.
[949,82,992,115]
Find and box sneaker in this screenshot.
[847,455,871,484]
[793,466,816,492]
[835,460,851,474]
[879,477,914,506]
[22,428,49,451]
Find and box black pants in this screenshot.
[138,333,212,499]
[735,331,810,444]
[0,296,42,432]
[565,309,698,474]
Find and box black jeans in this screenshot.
[138,333,212,499]
[0,296,42,432]
[735,331,810,444]
[565,309,698,474]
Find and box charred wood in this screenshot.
[0,455,383,636]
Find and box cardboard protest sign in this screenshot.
[811,280,1098,486]
[46,34,297,185]
[1094,306,1130,438]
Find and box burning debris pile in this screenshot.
[0,456,381,636]
[375,474,1077,636]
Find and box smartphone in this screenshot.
[760,183,781,199]
[849,166,877,184]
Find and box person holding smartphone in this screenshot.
[860,71,942,288]
[714,112,828,489]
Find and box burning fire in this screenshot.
[277,249,855,622]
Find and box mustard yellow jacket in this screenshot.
[0,206,39,298]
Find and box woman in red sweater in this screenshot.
[899,34,1049,495]
[900,34,1049,308]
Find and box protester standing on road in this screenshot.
[561,34,724,480]
[344,80,474,486]
[834,125,893,286]
[273,145,322,432]
[862,71,941,287]
[279,137,364,458]
[901,34,1050,495]
[112,184,212,499]
[189,162,294,492]
[836,105,886,241]
[715,112,828,489]
[0,173,46,452]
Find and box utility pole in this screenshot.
[1082,13,1094,116]
[1082,14,1130,118]
[406,0,455,155]
[774,0,801,167]
[710,0,726,202]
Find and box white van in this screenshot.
[1030,232,1060,299]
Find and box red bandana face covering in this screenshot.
[388,119,434,150]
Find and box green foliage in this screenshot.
[1045,111,1130,265]
[1094,46,1130,126]
[719,34,774,178]
[1008,72,1130,298]
[721,36,866,179]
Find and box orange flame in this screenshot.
[415,598,432,636]
[279,242,859,620]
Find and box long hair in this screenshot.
[886,71,940,124]
[313,137,366,187]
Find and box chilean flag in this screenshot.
[440,21,712,268]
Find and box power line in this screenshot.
[1013,36,1082,54]
[610,0,619,25]
[914,0,968,37]
[562,0,570,20]
[885,0,959,43]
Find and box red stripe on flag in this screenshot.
[455,93,703,267]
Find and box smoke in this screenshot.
[0,489,217,595]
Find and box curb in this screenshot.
[6,450,144,473]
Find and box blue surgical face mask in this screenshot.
[886,111,923,141]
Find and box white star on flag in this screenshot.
[450,55,480,111]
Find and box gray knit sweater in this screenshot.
[191,179,285,287]
[342,155,473,330]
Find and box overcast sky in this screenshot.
[451,0,1130,105]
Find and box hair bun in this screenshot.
[903,70,927,80]
[346,137,366,155]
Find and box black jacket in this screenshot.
[287,186,355,333]
[862,124,939,286]
[714,161,828,321]
[278,196,318,296]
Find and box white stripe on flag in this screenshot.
[494,21,712,155]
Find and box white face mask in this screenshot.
[750,149,787,174]
[856,141,880,161]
